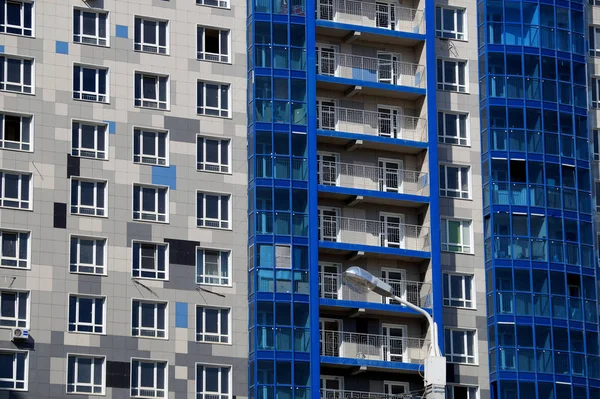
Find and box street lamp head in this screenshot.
[342,266,394,298]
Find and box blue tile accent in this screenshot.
[55,41,69,55]
[152,165,177,190]
[103,121,116,134]
[175,302,188,328]
[0,45,4,53]
[116,25,128,38]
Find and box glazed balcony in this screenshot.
[321,389,422,399]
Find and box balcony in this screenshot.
[495,292,598,323]
[321,390,422,399]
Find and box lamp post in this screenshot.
[342,266,446,399]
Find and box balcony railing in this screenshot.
[316,0,425,35]
[319,272,432,308]
[317,160,429,196]
[319,215,430,252]
[316,104,427,143]
[321,389,423,399]
[317,51,426,88]
[320,329,428,364]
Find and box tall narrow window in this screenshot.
[443,273,475,308]
[133,128,168,166]
[69,236,106,275]
[0,55,34,94]
[134,17,168,54]
[132,241,168,280]
[67,354,106,395]
[131,359,167,398]
[197,26,230,63]
[70,178,107,217]
[0,112,32,151]
[0,350,28,390]
[0,0,34,36]
[73,8,108,46]
[196,306,230,343]
[68,294,106,334]
[132,184,169,223]
[437,59,468,92]
[197,192,230,229]
[0,170,32,210]
[134,72,169,110]
[0,290,29,327]
[444,329,477,364]
[197,136,230,173]
[132,300,168,339]
[437,112,469,146]
[73,65,108,103]
[592,78,600,109]
[196,248,230,286]
[441,218,473,254]
[71,121,107,160]
[435,7,466,40]
[590,26,600,57]
[197,81,230,117]
[0,229,29,269]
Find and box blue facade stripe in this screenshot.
[152,165,177,190]
[0,45,4,53]
[116,25,128,38]
[103,121,116,134]
[175,302,188,328]
[55,41,69,55]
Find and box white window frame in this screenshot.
[443,273,475,309]
[0,111,33,152]
[446,384,479,399]
[197,26,230,63]
[132,241,169,281]
[444,328,478,365]
[591,26,600,57]
[0,170,32,210]
[437,111,469,146]
[132,184,169,223]
[592,77,600,109]
[71,120,108,160]
[196,135,231,173]
[196,191,231,230]
[196,248,231,286]
[197,81,230,118]
[437,58,468,93]
[0,289,29,328]
[130,358,168,399]
[195,363,232,399]
[195,0,230,10]
[439,164,471,199]
[0,54,34,94]
[66,354,106,396]
[131,299,168,339]
[1,0,34,37]
[69,235,107,276]
[134,72,170,110]
[73,7,109,47]
[70,177,108,217]
[0,228,30,269]
[68,294,106,335]
[195,306,231,344]
[435,6,466,40]
[133,127,169,166]
[441,218,473,254]
[0,350,28,391]
[73,64,109,103]
[134,16,169,55]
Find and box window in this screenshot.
[68,294,106,334]
[197,136,230,173]
[196,364,231,399]
[0,55,33,94]
[592,78,600,109]
[0,0,34,36]
[196,249,230,286]
[73,65,108,103]
[131,359,167,398]
[134,72,169,110]
[197,26,229,63]
[73,8,108,46]
[591,26,600,57]
[0,290,28,327]
[443,274,474,308]
[70,178,107,217]
[437,59,467,92]
[276,245,291,268]
[196,0,229,9]
[197,81,230,117]
[441,219,473,254]
[196,306,230,343]
[0,170,31,210]
[69,236,106,275]
[0,229,29,269]
[197,192,230,229]
[71,121,107,160]
[132,300,167,339]
[0,112,32,151]
[438,112,468,146]
[133,128,168,166]
[439,164,471,199]
[132,241,168,280]
[67,354,105,395]
[446,385,478,399]
[0,350,28,390]
[133,184,169,223]
[444,328,477,364]
[134,17,168,54]
[435,7,466,40]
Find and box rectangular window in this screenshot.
[437,59,467,92]
[435,7,466,40]
[0,0,34,36]
[70,178,107,217]
[69,236,106,275]
[197,26,230,63]
[446,385,478,399]
[68,294,106,334]
[0,229,29,269]
[196,249,230,286]
[132,241,168,280]
[131,359,167,398]
[594,129,600,161]
[133,128,168,166]
[134,17,168,54]
[73,65,108,103]
[196,306,230,343]
[73,8,108,46]
[134,72,169,110]
[196,364,231,398]
[0,112,32,151]
[67,354,105,395]
[444,328,477,364]
[197,81,230,117]
[71,121,107,160]
[591,26,600,57]
[0,55,34,94]
[0,170,32,210]
[197,192,230,229]
[132,300,167,339]
[0,350,28,390]
[441,218,473,254]
[0,290,28,327]
[439,164,471,199]
[592,78,600,109]
[437,112,468,146]
[443,273,474,308]
[133,184,169,223]
[196,0,229,9]
[197,136,230,173]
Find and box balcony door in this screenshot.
[318,207,341,242]
[317,152,340,186]
[320,318,343,357]
[377,52,400,85]
[376,1,398,30]
[381,268,407,304]
[319,262,342,299]
[378,106,402,139]
[316,44,338,76]
[380,212,405,248]
[317,0,335,21]
[316,99,337,130]
[321,376,343,398]
[379,158,404,193]
[384,381,410,396]
[382,323,408,362]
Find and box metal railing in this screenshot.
[318,215,430,252]
[321,389,424,399]
[319,272,432,308]
[317,160,429,196]
[317,51,426,88]
[316,0,425,35]
[320,329,428,364]
[316,104,427,143]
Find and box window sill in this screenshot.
[196,168,232,176]
[441,250,475,256]
[73,98,110,105]
[437,142,471,149]
[0,146,34,154]
[436,88,470,95]
[72,154,109,162]
[132,218,170,225]
[70,271,108,277]
[73,41,110,49]
[134,161,170,168]
[443,304,477,311]
[0,265,31,271]
[66,331,107,336]
[440,196,473,201]
[196,225,232,231]
[197,282,233,289]
[0,205,33,212]
[195,339,232,346]
[132,276,169,282]
[134,105,171,112]
[134,49,170,57]
[131,335,169,341]
[67,391,106,396]
[197,58,232,65]
[71,212,108,219]
[1,89,35,96]
[436,35,468,43]
[0,32,35,39]
[447,361,479,367]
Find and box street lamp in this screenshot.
[343,266,446,399]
